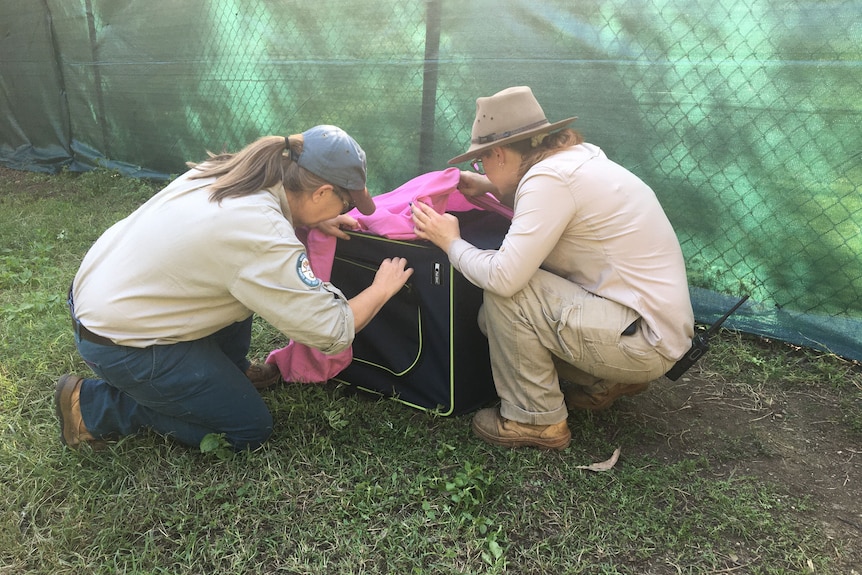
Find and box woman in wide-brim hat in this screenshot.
[411,86,694,450]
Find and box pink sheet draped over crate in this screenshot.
[265,168,512,383]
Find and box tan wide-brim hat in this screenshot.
[448,86,577,165]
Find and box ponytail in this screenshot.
[187,136,289,202]
[187,133,357,204]
[509,128,584,179]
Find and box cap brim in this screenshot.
[447,117,577,165]
[350,187,376,215]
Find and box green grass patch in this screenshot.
[1,168,858,574]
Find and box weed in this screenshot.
[199,433,235,460]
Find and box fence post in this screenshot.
[84,0,110,160]
[419,0,442,174]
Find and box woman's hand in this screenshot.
[457,170,498,198]
[349,257,414,332]
[411,201,461,252]
[371,257,414,300]
[315,214,360,240]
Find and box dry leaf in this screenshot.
[575,447,621,472]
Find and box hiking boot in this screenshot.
[563,382,649,411]
[246,362,281,390]
[54,374,97,448]
[471,407,571,450]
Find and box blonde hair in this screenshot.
[507,128,584,179]
[187,135,349,203]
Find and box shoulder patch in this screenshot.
[296,252,321,287]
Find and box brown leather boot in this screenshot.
[471,407,571,450]
[563,382,649,411]
[245,362,281,390]
[54,374,97,448]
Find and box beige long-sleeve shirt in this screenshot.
[72,170,354,350]
[448,143,694,360]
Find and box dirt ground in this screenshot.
[621,363,861,572]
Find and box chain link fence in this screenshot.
[1,0,860,359]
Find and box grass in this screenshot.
[1,167,860,574]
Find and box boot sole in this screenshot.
[250,373,281,390]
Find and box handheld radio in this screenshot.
[664,294,750,381]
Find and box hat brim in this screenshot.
[349,187,376,215]
[447,117,577,165]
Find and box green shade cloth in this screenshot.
[1,0,860,359]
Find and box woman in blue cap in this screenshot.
[57,125,413,451]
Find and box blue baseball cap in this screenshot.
[296,125,375,215]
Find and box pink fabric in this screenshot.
[266,168,510,383]
[352,167,472,239]
[264,232,353,383]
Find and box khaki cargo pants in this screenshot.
[478,268,673,426]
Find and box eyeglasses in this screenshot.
[470,158,485,175]
[471,152,493,175]
[334,189,355,214]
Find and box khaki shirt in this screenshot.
[73,170,354,350]
[448,143,694,360]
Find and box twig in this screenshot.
[709,558,759,573]
[837,516,862,533]
[749,411,774,422]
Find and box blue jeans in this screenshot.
[74,316,273,451]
